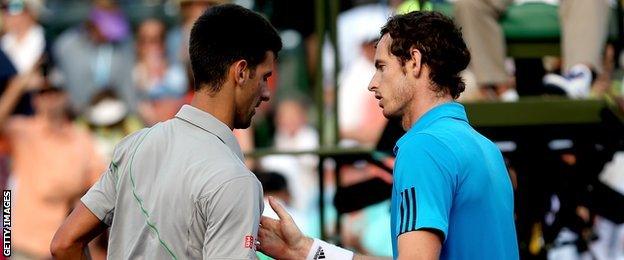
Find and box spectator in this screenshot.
[336,2,393,70]
[1,0,46,115]
[0,69,106,259]
[53,0,135,111]
[261,98,319,213]
[1,0,45,73]
[454,0,610,100]
[338,34,387,147]
[134,18,188,126]
[83,89,144,162]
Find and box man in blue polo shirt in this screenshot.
[256,11,518,260]
[391,101,517,259]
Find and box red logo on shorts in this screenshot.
[244,235,255,249]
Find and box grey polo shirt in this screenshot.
[82,105,264,259]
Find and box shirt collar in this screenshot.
[175,105,245,162]
[394,102,468,155]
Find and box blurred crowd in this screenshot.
[1,0,624,259]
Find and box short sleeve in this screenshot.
[394,134,458,241]
[80,129,147,225]
[202,175,263,259]
[80,150,120,226]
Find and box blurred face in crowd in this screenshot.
[233,51,274,129]
[275,100,307,137]
[368,34,415,119]
[86,21,107,44]
[136,19,165,59]
[34,89,69,118]
[1,2,35,35]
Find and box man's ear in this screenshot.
[408,47,422,78]
[232,60,249,86]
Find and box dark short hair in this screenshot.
[381,11,470,99]
[189,4,282,92]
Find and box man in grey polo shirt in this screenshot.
[50,4,282,259]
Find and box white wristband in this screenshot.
[305,238,354,260]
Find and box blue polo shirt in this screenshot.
[390,102,518,259]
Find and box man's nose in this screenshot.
[261,87,271,102]
[368,74,379,92]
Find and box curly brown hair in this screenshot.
[381,11,470,99]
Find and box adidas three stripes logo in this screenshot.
[399,187,418,234]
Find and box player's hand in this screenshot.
[257,196,313,259]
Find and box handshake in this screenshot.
[258,197,356,260]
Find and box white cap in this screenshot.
[86,98,128,127]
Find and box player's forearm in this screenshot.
[50,224,89,259]
[50,239,88,260]
[51,203,106,260]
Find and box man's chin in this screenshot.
[381,109,397,119]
